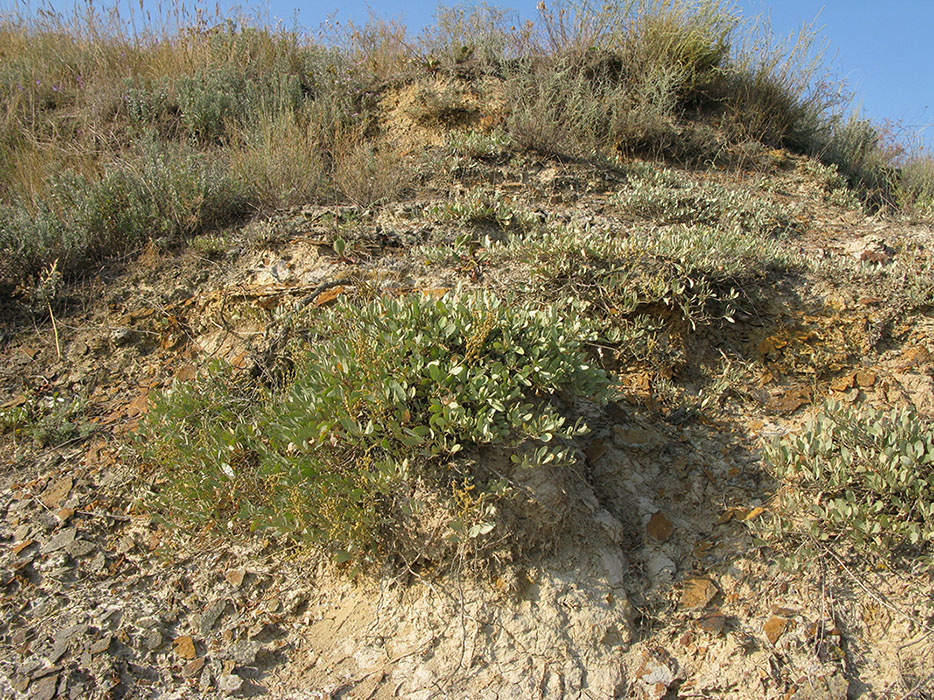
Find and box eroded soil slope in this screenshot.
[1,116,933,699]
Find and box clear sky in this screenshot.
[10,0,934,151]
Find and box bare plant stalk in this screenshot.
[48,301,62,361]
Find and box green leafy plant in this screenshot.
[763,400,934,562]
[432,188,537,231]
[190,232,232,257]
[616,166,800,235]
[0,392,93,447]
[447,129,513,160]
[138,290,608,569]
[477,219,795,370]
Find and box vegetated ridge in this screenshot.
[0,2,932,698]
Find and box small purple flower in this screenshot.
[16,83,23,91]
[35,79,41,86]
[52,84,59,92]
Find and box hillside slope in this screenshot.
[1,4,934,699]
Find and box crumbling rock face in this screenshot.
[291,540,635,698]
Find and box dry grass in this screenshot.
[723,13,843,148]
[229,106,331,210]
[333,134,413,207]
[901,155,934,219]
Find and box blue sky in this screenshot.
[11,0,934,150]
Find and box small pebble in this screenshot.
[142,628,163,651]
[217,673,243,694]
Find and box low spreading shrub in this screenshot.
[446,129,513,160]
[616,166,800,235]
[764,400,934,562]
[0,392,92,447]
[467,219,794,369]
[0,143,247,283]
[138,290,608,569]
[432,188,538,231]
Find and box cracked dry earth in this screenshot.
[1,150,933,700]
